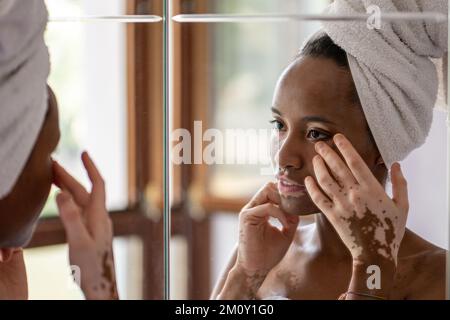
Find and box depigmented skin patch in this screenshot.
[86,248,119,300]
[340,206,397,263]
[101,249,119,299]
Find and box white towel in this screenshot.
[321,0,448,168]
[0,0,50,199]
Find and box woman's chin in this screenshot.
[279,194,318,216]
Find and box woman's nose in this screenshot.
[274,133,304,170]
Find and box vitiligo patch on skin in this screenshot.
[242,271,268,299]
[87,248,118,299]
[101,249,118,299]
[340,206,398,263]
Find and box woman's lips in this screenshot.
[277,177,306,197]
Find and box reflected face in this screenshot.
[270,56,385,216]
[0,87,60,248]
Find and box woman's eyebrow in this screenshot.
[271,107,281,115]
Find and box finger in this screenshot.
[304,176,335,214]
[391,162,409,213]
[333,134,379,187]
[314,141,357,187]
[244,203,290,229]
[56,191,91,244]
[81,152,106,209]
[312,155,342,202]
[53,160,89,207]
[245,182,281,209]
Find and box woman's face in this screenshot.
[0,88,60,248]
[270,56,386,216]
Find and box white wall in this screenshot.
[402,109,448,249]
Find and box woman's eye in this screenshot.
[307,129,329,140]
[270,120,284,131]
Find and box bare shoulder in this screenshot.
[398,230,446,300]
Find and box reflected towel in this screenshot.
[321,0,448,168]
[0,0,50,199]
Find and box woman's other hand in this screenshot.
[53,152,118,300]
[218,182,299,299]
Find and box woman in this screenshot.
[210,32,446,300]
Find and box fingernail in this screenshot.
[52,159,59,167]
[53,175,61,188]
[52,166,61,188]
[334,134,344,145]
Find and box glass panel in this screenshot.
[170,0,449,300]
[1,0,164,301]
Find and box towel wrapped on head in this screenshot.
[321,0,448,168]
[0,0,50,199]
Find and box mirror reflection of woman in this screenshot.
[211,30,447,300]
[0,0,117,300]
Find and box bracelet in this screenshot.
[339,291,387,300]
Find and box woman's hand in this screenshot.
[237,182,299,274]
[218,182,299,299]
[304,134,409,267]
[53,152,118,300]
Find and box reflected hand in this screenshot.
[53,152,118,300]
[304,134,409,266]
